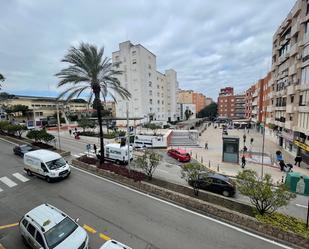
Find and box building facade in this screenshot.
[112,41,179,124]
[177,89,207,114]
[217,87,245,119]
[268,0,309,163]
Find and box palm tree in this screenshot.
[55,43,131,164]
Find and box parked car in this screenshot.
[19,203,89,249]
[188,172,236,197]
[167,149,191,162]
[13,144,38,158]
[100,239,132,249]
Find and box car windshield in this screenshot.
[44,217,78,249]
[20,145,32,151]
[46,158,66,170]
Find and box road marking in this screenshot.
[0,187,3,193]
[0,177,17,188]
[99,233,111,241]
[0,223,19,230]
[73,154,80,158]
[83,224,97,234]
[78,153,85,156]
[0,137,19,146]
[296,204,307,208]
[12,173,29,182]
[72,166,294,249]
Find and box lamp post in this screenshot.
[56,103,61,151]
[126,102,130,172]
[261,108,266,178]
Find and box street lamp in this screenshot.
[56,103,61,151]
[260,108,266,178]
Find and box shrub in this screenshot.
[27,129,55,144]
[256,212,309,238]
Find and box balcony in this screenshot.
[301,14,309,24]
[298,105,309,112]
[299,83,309,91]
[291,21,300,36]
[268,92,274,98]
[288,64,296,76]
[266,117,274,124]
[275,106,286,111]
[252,109,258,115]
[301,59,309,68]
[291,0,301,17]
[286,85,295,95]
[285,121,293,130]
[301,34,309,46]
[266,106,273,112]
[252,100,258,106]
[271,63,277,72]
[290,43,299,57]
[286,104,294,113]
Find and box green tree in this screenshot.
[236,170,296,215]
[26,129,55,144]
[197,102,218,118]
[78,117,95,132]
[135,150,162,180]
[184,109,192,120]
[181,162,206,196]
[56,43,131,164]
[0,120,9,133]
[41,131,55,144]
[4,105,29,116]
[7,124,27,138]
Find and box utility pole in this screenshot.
[56,103,61,151]
[126,102,130,172]
[261,108,266,178]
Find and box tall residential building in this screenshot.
[234,95,246,119]
[112,41,179,124]
[245,85,255,119]
[268,0,309,163]
[177,89,207,113]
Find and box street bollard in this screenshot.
[217,164,219,172]
[208,160,210,168]
[195,154,197,160]
[201,156,203,164]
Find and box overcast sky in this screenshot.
[0,0,295,99]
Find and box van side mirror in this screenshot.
[75,218,80,223]
[66,161,68,164]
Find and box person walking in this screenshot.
[205,141,208,150]
[250,138,254,145]
[241,155,246,168]
[243,134,247,144]
[93,144,97,154]
[69,129,72,136]
[279,160,285,172]
[294,155,302,167]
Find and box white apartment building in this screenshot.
[269,0,309,164]
[178,103,196,120]
[112,41,179,125]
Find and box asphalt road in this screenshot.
[0,139,295,249]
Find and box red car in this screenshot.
[167,149,191,162]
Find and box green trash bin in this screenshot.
[285,172,309,196]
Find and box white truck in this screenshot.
[24,149,71,182]
[104,143,133,165]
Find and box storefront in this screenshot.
[294,140,309,165]
[281,130,297,156]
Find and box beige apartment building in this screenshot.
[269,0,309,163]
[178,89,207,114]
[0,95,89,120]
[112,41,179,125]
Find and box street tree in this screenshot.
[4,104,29,116]
[0,121,9,133]
[197,102,218,118]
[26,129,55,144]
[181,162,206,196]
[0,73,4,90]
[77,117,95,132]
[7,124,27,138]
[135,150,162,180]
[56,43,131,164]
[236,170,296,215]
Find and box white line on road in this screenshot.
[0,187,3,192]
[78,153,85,156]
[71,166,294,249]
[0,177,17,188]
[12,173,29,182]
[296,204,307,208]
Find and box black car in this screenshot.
[13,144,37,157]
[188,172,236,197]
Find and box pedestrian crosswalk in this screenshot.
[73,150,97,158]
[0,173,30,193]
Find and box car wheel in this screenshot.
[26,170,33,176]
[222,190,230,197]
[46,176,51,183]
[21,235,29,247]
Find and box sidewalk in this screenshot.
[180,125,309,184]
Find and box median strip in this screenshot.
[0,223,19,230]
[83,224,97,234]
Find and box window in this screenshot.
[290,95,294,103]
[231,99,234,102]
[303,45,309,62]
[149,81,152,87]
[149,90,152,96]
[148,64,151,69]
[301,66,309,85]
[27,223,36,237]
[149,99,153,104]
[157,85,160,89]
[149,72,151,77]
[132,59,137,64]
[157,100,160,104]
[36,232,45,248]
[132,50,136,55]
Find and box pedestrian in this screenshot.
[294,155,302,167]
[243,134,246,144]
[241,155,246,168]
[243,146,248,153]
[205,142,208,150]
[69,129,72,136]
[279,160,285,172]
[93,144,97,154]
[74,127,77,133]
[247,129,249,134]
[250,138,254,145]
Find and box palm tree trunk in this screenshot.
[94,91,104,165]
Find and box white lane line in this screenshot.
[0,187,3,192]
[0,177,18,188]
[78,153,85,156]
[12,173,29,182]
[296,204,307,208]
[71,166,293,249]
[73,154,80,158]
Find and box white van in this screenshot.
[24,150,71,182]
[105,143,133,165]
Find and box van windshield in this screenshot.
[44,217,78,249]
[46,158,66,170]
